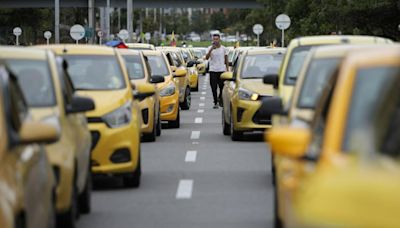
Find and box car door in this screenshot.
[8,74,53,228]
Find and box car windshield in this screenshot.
[343,66,399,152]
[284,46,313,85]
[63,55,126,90]
[194,50,203,58]
[122,55,145,80]
[147,55,170,77]
[240,53,283,79]
[7,59,56,107]
[297,57,341,109]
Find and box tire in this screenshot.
[156,108,161,136]
[168,109,180,128]
[48,191,56,228]
[180,87,191,110]
[192,79,199,92]
[274,185,283,228]
[79,167,92,214]
[57,184,78,228]
[271,154,276,186]
[230,110,242,141]
[142,118,157,142]
[15,214,26,228]
[222,109,230,135]
[123,151,141,188]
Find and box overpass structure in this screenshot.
[1,0,263,43]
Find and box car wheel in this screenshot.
[48,191,56,228]
[142,114,157,142]
[15,214,26,228]
[222,109,230,135]
[192,79,199,92]
[180,87,191,110]
[78,166,92,214]
[230,110,242,141]
[274,185,283,228]
[156,108,161,136]
[123,151,141,188]
[168,109,180,128]
[57,183,78,228]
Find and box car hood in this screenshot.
[239,79,275,96]
[76,89,130,117]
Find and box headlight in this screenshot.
[238,88,259,101]
[102,101,132,128]
[160,82,176,97]
[189,68,196,75]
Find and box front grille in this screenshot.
[141,108,149,125]
[110,148,131,163]
[253,99,272,124]
[87,117,103,123]
[237,108,245,122]
[90,131,101,150]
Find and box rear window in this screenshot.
[7,59,56,107]
[122,55,145,80]
[297,58,341,109]
[284,46,313,85]
[240,53,283,79]
[343,66,399,152]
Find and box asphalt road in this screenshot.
[78,74,274,228]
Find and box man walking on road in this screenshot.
[206,33,229,109]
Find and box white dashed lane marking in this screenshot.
[198,109,204,113]
[185,150,197,162]
[190,131,201,140]
[199,103,205,107]
[176,180,193,199]
[194,117,203,124]
[200,97,205,100]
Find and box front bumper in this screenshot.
[89,121,140,175]
[189,73,199,88]
[233,99,272,131]
[160,92,179,121]
[139,97,155,134]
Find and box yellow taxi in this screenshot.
[44,45,155,188]
[220,48,286,140]
[263,35,393,107]
[143,50,184,128]
[265,45,400,227]
[0,63,59,228]
[158,47,192,110]
[118,49,164,142]
[126,43,155,50]
[2,46,95,227]
[191,48,207,75]
[181,48,200,91]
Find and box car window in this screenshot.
[122,55,145,80]
[284,46,313,85]
[9,73,28,131]
[147,55,170,77]
[297,57,341,109]
[7,59,56,107]
[63,55,126,90]
[343,66,399,152]
[240,53,283,79]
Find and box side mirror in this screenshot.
[150,75,165,84]
[132,82,156,100]
[263,74,279,89]
[19,121,60,145]
[259,97,287,116]
[66,95,95,114]
[220,72,234,81]
[229,62,233,67]
[187,61,195,68]
[174,69,187,78]
[170,66,177,72]
[265,127,311,158]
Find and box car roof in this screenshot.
[246,48,287,56]
[117,49,141,56]
[35,44,116,55]
[290,35,393,47]
[0,46,48,60]
[311,44,394,59]
[141,50,163,56]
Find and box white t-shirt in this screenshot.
[207,45,228,72]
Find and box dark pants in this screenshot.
[209,71,224,105]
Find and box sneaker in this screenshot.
[213,104,219,109]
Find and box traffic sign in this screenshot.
[13,27,22,46]
[275,14,291,47]
[145,32,151,40]
[118,29,129,41]
[275,14,291,30]
[70,24,85,44]
[252,24,263,47]
[97,30,103,37]
[44,31,52,45]
[252,24,264,35]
